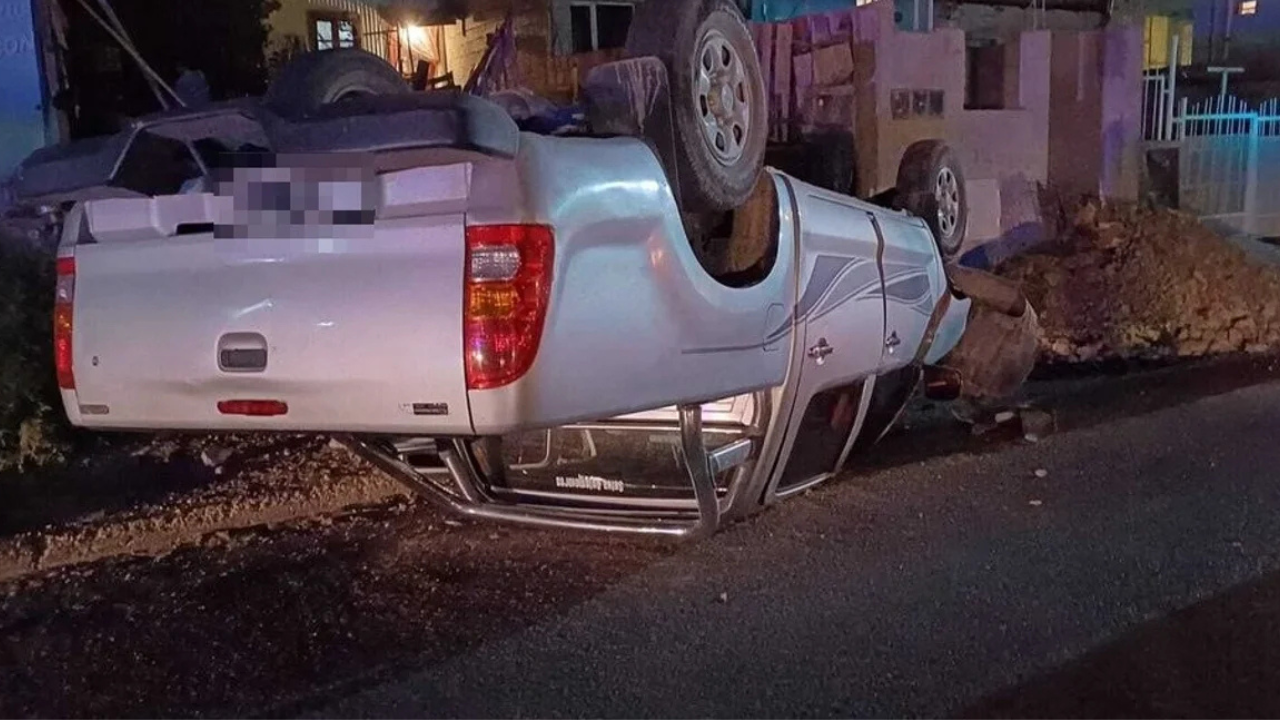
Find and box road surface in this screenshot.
[4,358,1280,718]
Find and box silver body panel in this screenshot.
[59,129,971,533]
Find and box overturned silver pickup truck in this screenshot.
[14,0,1037,538]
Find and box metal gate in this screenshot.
[1175,96,1280,237]
[1139,30,1280,238]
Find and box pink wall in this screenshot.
[867,24,966,193]
[864,17,1052,192]
[951,31,1052,184]
[1047,31,1104,197]
[1099,23,1143,200]
[1041,24,1142,200]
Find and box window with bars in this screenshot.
[1239,0,1258,15]
[311,12,359,51]
[569,1,634,53]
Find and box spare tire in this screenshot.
[895,140,968,260]
[627,0,768,213]
[265,49,409,119]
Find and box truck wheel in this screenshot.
[264,49,409,119]
[895,140,968,260]
[627,0,768,213]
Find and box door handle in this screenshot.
[218,332,268,372]
[885,331,901,353]
[807,338,834,364]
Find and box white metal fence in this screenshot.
[1173,96,1280,237]
[1142,71,1175,142]
[1141,29,1280,238]
[1141,35,1179,142]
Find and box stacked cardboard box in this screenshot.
[751,3,883,142]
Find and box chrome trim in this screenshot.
[772,376,876,501]
[564,420,749,434]
[343,434,707,536]
[709,438,754,476]
[774,470,834,499]
[492,487,704,511]
[833,374,878,471]
[339,397,764,537]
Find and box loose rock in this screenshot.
[998,199,1280,363]
[200,446,233,468]
[1020,408,1057,440]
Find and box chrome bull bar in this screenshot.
[337,401,765,539]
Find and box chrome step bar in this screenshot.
[338,401,761,539]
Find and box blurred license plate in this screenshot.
[219,155,378,230]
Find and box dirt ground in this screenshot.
[997,200,1280,364]
[0,434,396,583]
[0,503,671,718]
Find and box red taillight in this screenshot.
[54,256,76,390]
[464,224,554,390]
[217,400,289,417]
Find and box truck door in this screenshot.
[874,213,948,373]
[770,182,886,494]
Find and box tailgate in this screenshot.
[67,193,472,434]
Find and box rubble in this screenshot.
[1019,408,1056,442]
[0,434,406,584]
[199,446,234,468]
[996,199,1280,363]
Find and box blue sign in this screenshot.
[749,0,860,22]
[0,0,48,179]
[748,0,924,29]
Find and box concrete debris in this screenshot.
[1029,499,1044,507]
[1034,469,1049,479]
[1019,408,1056,440]
[200,446,234,468]
[971,421,997,437]
[998,198,1280,363]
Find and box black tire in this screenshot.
[627,0,768,213]
[895,140,968,260]
[264,49,409,119]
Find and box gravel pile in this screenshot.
[0,434,404,583]
[997,200,1280,364]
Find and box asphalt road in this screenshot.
[318,371,1280,719]
[5,359,1280,718]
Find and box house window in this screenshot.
[312,13,359,51]
[569,2,634,53]
[1239,0,1257,14]
[965,40,1007,110]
